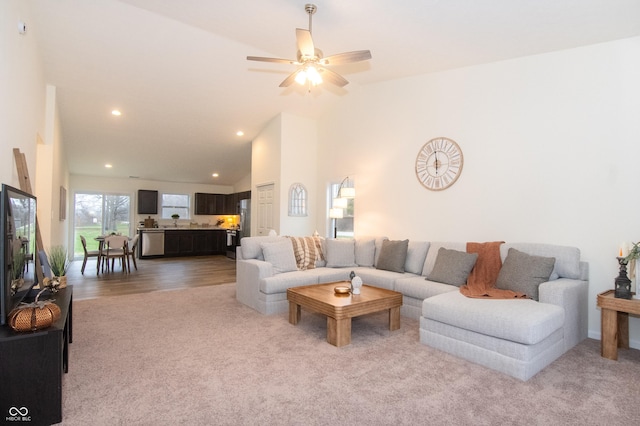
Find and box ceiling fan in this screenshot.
[247,3,372,88]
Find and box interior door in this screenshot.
[256,183,274,236]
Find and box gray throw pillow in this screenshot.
[261,239,297,274]
[376,239,409,273]
[495,248,555,301]
[427,248,478,286]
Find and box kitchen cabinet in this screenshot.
[194,193,226,215]
[138,190,158,214]
[164,230,226,256]
[195,191,250,215]
[224,193,239,214]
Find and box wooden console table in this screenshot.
[0,286,73,425]
[597,289,639,360]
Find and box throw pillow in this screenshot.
[261,239,297,274]
[325,239,357,268]
[376,239,409,273]
[495,248,556,301]
[287,236,318,271]
[427,248,478,286]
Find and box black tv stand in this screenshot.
[0,286,73,425]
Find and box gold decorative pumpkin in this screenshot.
[7,290,61,332]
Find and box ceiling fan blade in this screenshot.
[320,50,372,65]
[317,66,349,87]
[247,56,296,64]
[279,70,301,88]
[296,28,315,58]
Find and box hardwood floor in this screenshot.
[65,255,237,300]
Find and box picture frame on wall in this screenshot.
[60,186,66,221]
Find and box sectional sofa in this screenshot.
[235,235,589,381]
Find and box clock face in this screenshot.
[415,137,464,191]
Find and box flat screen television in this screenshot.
[0,184,37,326]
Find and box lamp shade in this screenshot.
[329,208,344,219]
[332,197,348,209]
[339,187,355,198]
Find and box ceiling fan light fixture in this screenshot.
[306,65,322,85]
[295,69,307,85]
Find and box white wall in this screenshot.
[317,37,640,346]
[250,112,320,236]
[0,1,45,190]
[279,113,318,236]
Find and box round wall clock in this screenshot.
[415,137,464,191]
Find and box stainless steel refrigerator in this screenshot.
[239,198,251,237]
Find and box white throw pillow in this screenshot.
[261,239,297,274]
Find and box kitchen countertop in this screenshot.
[138,227,231,231]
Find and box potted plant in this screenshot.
[47,245,69,288]
[171,214,180,227]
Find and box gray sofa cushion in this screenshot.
[501,243,581,280]
[421,242,467,276]
[325,239,357,267]
[261,239,297,274]
[496,248,555,301]
[376,239,409,273]
[427,247,478,286]
[242,236,283,260]
[422,291,565,345]
[404,241,430,275]
[355,238,376,267]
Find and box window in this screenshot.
[161,193,190,219]
[329,181,354,238]
[288,183,307,216]
[73,192,131,256]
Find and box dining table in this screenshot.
[95,235,131,274]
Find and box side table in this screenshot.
[596,289,640,360]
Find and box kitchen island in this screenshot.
[138,227,229,258]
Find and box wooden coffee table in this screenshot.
[287,282,403,347]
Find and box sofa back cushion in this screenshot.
[355,237,376,267]
[241,236,285,260]
[325,239,357,268]
[261,239,297,274]
[500,243,581,280]
[405,241,430,275]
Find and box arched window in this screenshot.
[288,183,307,217]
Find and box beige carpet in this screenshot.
[61,284,640,425]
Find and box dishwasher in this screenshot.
[140,229,165,257]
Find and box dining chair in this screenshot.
[80,235,100,274]
[126,234,139,272]
[101,235,129,273]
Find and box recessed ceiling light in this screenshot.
[111,110,122,116]
[236,130,244,136]
[105,164,113,168]
[212,173,219,177]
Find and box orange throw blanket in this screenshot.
[460,241,526,299]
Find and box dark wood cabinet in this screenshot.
[0,286,73,426]
[194,193,226,215]
[164,230,225,256]
[137,190,158,214]
[195,192,250,215]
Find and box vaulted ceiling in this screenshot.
[26,0,640,185]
